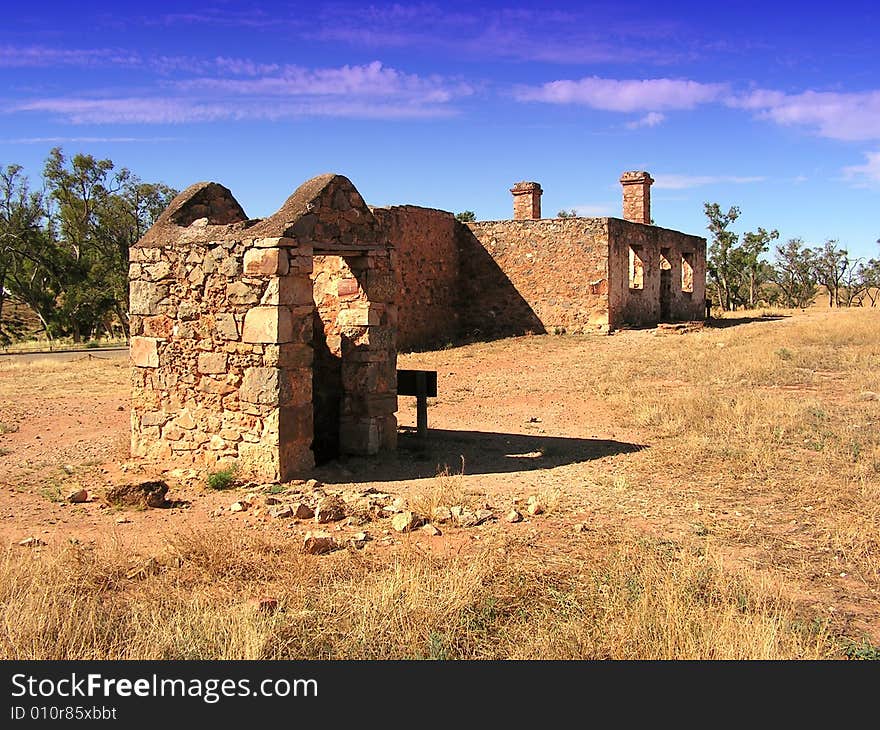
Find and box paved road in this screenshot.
[0,346,129,363]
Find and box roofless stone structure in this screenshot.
[129,174,397,482]
[129,171,706,481]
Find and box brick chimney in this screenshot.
[619,171,654,224]
[510,181,542,220]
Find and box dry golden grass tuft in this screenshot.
[0,528,834,660]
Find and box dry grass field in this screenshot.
[0,307,878,660]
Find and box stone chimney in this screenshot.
[510,181,542,220]
[619,171,654,224]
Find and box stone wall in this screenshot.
[129,231,316,483]
[460,218,612,337]
[311,253,398,462]
[129,175,397,483]
[608,219,706,327]
[372,206,460,352]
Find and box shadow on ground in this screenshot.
[313,428,646,484]
[704,315,788,329]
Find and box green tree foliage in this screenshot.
[770,238,818,308]
[812,239,852,308]
[857,258,880,306]
[0,148,177,342]
[0,164,58,343]
[557,209,578,218]
[455,210,476,222]
[704,202,741,311]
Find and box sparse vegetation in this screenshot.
[704,201,879,311]
[0,308,878,659]
[0,529,835,660]
[206,466,238,491]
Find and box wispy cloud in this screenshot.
[173,61,471,104]
[0,45,140,68]
[515,77,727,112]
[6,59,470,124]
[653,174,765,190]
[11,98,231,125]
[626,112,666,129]
[730,88,880,141]
[843,151,880,185]
[308,5,693,65]
[12,94,462,125]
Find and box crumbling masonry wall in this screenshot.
[129,229,315,482]
[460,218,612,337]
[607,219,707,328]
[371,206,460,352]
[129,176,397,482]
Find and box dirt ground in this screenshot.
[0,315,878,648]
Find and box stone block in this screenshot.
[176,410,196,430]
[142,315,174,339]
[129,281,168,315]
[262,343,313,368]
[139,411,169,427]
[197,376,236,395]
[240,366,281,405]
[289,254,314,274]
[364,270,395,302]
[278,442,314,480]
[198,352,228,374]
[253,236,298,248]
[364,393,397,417]
[244,247,289,276]
[282,368,312,405]
[278,405,313,444]
[242,306,295,344]
[214,312,239,340]
[142,261,172,281]
[130,337,160,368]
[238,441,280,482]
[226,281,260,305]
[336,277,360,297]
[260,275,313,306]
[337,305,381,328]
[339,419,380,456]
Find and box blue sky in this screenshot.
[2,1,878,260]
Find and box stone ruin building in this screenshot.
[129,170,706,481]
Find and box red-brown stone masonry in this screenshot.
[311,253,397,456]
[607,218,707,328]
[372,206,460,352]
[129,235,315,482]
[461,218,612,336]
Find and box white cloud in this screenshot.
[0,45,140,68]
[7,60,470,124]
[731,88,880,141]
[653,174,765,190]
[843,150,880,185]
[515,76,726,111]
[626,112,666,129]
[174,61,472,103]
[12,94,461,125]
[12,98,230,124]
